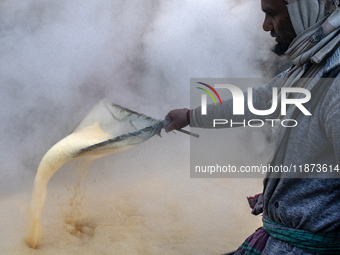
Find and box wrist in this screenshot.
[186,110,191,125]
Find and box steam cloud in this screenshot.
[0,0,281,253]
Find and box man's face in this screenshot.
[261,0,297,55]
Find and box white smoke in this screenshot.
[0,0,281,253]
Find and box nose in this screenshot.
[262,14,273,32]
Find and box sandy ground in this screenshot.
[0,134,264,255]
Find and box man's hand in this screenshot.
[164,108,190,132]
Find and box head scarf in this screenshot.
[286,0,340,65]
[280,0,340,89]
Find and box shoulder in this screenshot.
[315,46,340,120]
[319,46,340,118]
[263,68,291,90]
[322,78,340,115]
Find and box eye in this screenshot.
[266,11,275,17]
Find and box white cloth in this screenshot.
[281,0,340,90]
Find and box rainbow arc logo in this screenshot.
[196,82,222,106]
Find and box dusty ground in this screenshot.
[0,135,264,255]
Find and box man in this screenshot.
[165,0,340,254]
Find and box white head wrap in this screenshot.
[278,0,340,91]
[285,0,340,66]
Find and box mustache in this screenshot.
[270,31,279,38]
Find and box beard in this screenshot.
[272,41,290,56]
[270,30,295,56]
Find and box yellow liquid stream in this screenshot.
[25,123,113,249]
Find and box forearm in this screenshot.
[190,82,282,128]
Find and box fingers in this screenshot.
[165,121,175,132]
[164,108,190,132]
